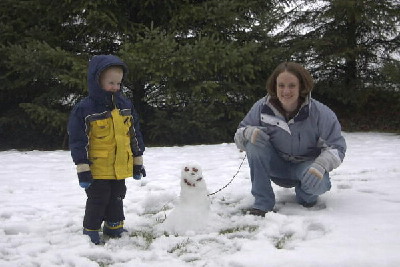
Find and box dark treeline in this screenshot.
[0,0,399,150]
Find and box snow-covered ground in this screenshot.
[1,132,399,267]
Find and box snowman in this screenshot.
[161,163,211,234]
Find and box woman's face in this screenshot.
[276,71,300,112]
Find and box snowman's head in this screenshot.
[181,163,203,187]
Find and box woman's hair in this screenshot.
[266,62,314,98]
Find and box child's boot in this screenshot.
[103,221,128,238]
[83,228,102,245]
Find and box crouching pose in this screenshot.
[234,62,346,216]
[68,55,146,244]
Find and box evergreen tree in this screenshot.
[0,0,138,149]
[120,0,289,145]
[1,0,290,148]
[10,0,399,148]
[0,0,87,149]
[280,0,400,109]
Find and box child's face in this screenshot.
[100,67,124,93]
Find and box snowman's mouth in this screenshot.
[183,177,203,187]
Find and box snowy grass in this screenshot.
[0,132,399,266]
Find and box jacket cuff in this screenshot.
[76,164,92,183]
[76,163,90,173]
[315,148,342,173]
[234,127,247,151]
[134,156,143,165]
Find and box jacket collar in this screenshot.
[262,94,311,122]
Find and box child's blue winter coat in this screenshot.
[68,55,145,179]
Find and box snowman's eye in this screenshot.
[184,167,189,172]
[192,168,198,172]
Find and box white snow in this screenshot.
[0,132,399,266]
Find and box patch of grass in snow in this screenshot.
[167,238,191,255]
[274,232,293,249]
[219,225,258,235]
[155,213,167,223]
[88,256,113,267]
[129,229,157,250]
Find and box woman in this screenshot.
[234,62,346,216]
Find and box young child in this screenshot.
[68,55,146,244]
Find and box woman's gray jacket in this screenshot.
[234,95,346,173]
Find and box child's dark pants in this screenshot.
[83,179,126,230]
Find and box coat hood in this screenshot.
[87,55,128,105]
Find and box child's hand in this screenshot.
[133,165,146,180]
[79,181,92,189]
[76,163,93,188]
